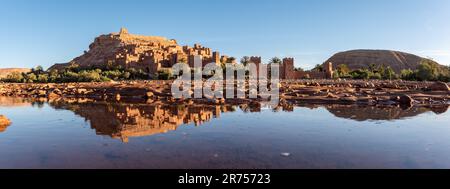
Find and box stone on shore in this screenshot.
[398,94,414,105]
[0,115,11,132]
[429,82,450,91]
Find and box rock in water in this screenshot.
[0,115,11,132]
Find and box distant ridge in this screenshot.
[0,68,31,78]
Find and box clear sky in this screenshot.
[1,0,449,69]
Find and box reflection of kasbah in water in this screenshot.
[48,99,448,141]
[1,97,448,139]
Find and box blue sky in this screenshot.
[1,0,449,69]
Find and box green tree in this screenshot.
[122,72,131,80]
[48,69,59,82]
[34,65,44,74]
[400,69,416,80]
[3,72,24,83]
[313,64,324,72]
[368,63,377,72]
[350,69,371,80]
[416,60,438,81]
[382,66,396,80]
[37,74,49,83]
[377,65,386,75]
[226,57,236,63]
[26,73,37,82]
[370,72,382,80]
[294,67,304,72]
[336,64,350,77]
[157,70,172,80]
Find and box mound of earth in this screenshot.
[0,68,31,78]
[324,49,446,73]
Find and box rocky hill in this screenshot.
[0,68,31,79]
[324,49,446,73]
[49,28,223,73]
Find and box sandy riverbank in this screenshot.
[0,80,448,107]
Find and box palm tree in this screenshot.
[240,56,251,66]
[31,65,44,75]
[313,64,324,72]
[369,63,376,72]
[227,57,236,63]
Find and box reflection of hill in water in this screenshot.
[49,101,237,142]
[320,104,449,121]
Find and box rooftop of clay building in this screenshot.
[108,28,176,45]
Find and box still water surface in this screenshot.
[0,97,449,168]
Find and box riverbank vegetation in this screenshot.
[2,59,449,83]
[0,64,166,83]
[330,59,450,82]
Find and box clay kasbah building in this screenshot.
[51,28,334,80]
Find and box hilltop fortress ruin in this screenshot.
[50,28,223,73]
[49,28,333,79]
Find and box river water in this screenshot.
[0,97,449,168]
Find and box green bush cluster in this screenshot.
[1,65,153,83]
[334,64,397,80]
[333,60,450,82]
[398,60,450,82]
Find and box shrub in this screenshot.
[37,74,49,83]
[382,66,397,80]
[400,69,416,80]
[26,73,37,82]
[416,61,437,81]
[78,70,101,82]
[336,64,350,77]
[370,72,382,80]
[350,69,371,80]
[157,71,172,80]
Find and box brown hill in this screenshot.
[49,28,224,73]
[324,49,445,73]
[0,68,31,79]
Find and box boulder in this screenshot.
[47,91,61,99]
[398,94,414,105]
[145,91,154,99]
[0,115,11,132]
[326,93,339,98]
[76,88,88,95]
